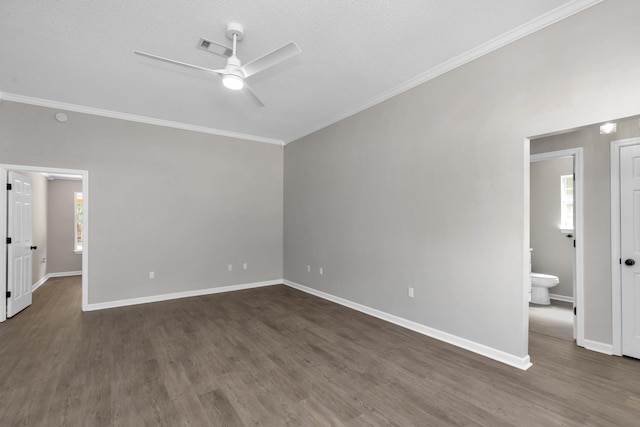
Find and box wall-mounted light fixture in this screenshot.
[599,122,617,134]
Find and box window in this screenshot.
[560,174,573,231]
[74,192,83,252]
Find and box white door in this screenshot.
[621,144,640,358]
[6,172,34,317]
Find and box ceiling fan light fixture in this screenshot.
[222,74,244,90]
[133,22,300,107]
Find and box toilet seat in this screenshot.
[531,273,559,287]
[530,273,559,305]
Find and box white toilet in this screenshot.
[530,273,559,305]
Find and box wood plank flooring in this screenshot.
[1,276,639,426]
[529,300,574,342]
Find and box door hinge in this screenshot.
[6,183,11,190]
[6,237,11,244]
[6,291,10,298]
[620,258,623,265]
[574,306,577,315]
[573,239,576,248]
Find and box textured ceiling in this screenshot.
[0,0,600,143]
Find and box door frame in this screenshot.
[0,164,89,322]
[530,147,585,347]
[610,137,640,355]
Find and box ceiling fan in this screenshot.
[134,23,301,107]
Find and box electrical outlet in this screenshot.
[243,262,248,270]
[408,287,414,298]
[307,265,311,272]
[228,264,233,271]
[149,271,155,279]
[319,267,323,276]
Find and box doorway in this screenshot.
[529,148,584,347]
[1,164,89,322]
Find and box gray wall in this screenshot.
[284,0,640,357]
[531,116,640,342]
[530,158,574,298]
[21,171,48,286]
[0,102,283,305]
[47,179,83,274]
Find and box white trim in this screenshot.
[32,275,49,292]
[0,164,89,321]
[284,0,602,143]
[84,279,282,311]
[0,92,284,146]
[583,339,614,355]
[32,271,83,292]
[522,139,532,357]
[48,271,82,278]
[610,137,640,356]
[284,280,532,371]
[530,147,581,162]
[549,293,574,303]
[530,148,584,347]
[0,172,6,322]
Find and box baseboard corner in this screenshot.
[32,274,50,292]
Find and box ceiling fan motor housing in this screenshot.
[225,56,244,78]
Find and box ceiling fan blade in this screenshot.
[196,38,233,57]
[241,42,301,78]
[242,83,265,107]
[134,50,223,75]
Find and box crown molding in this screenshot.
[0,92,284,146]
[284,0,603,144]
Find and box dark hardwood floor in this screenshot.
[1,277,639,426]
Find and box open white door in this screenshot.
[6,172,34,317]
[621,144,640,359]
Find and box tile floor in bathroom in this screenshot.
[529,299,574,342]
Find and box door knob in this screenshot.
[30,246,37,250]
[625,259,635,266]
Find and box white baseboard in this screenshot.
[49,271,82,278]
[32,275,49,292]
[583,339,613,355]
[84,279,283,311]
[549,293,574,303]
[32,271,83,292]
[283,280,532,371]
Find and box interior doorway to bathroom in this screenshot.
[529,148,584,346]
